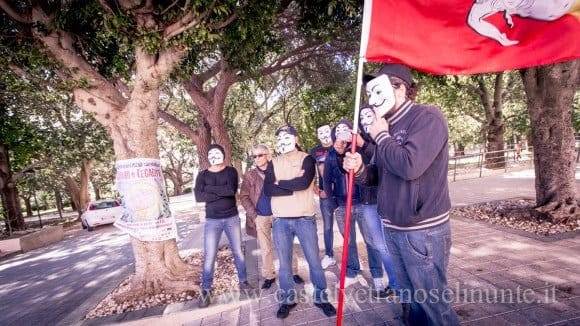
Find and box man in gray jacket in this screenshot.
[343,64,459,325]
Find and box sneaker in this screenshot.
[261,278,276,289]
[276,303,297,319]
[320,255,336,269]
[402,303,411,325]
[239,281,253,290]
[371,287,396,299]
[314,302,337,317]
[198,290,211,308]
[344,275,359,288]
[293,274,304,284]
[373,277,386,290]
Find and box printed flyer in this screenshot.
[114,158,177,241]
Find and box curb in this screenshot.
[0,250,22,261]
[451,197,580,243]
[78,239,259,325]
[60,263,134,326]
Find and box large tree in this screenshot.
[0,0,243,298]
[520,59,580,223]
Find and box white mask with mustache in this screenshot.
[334,123,352,142]
[207,148,224,166]
[317,125,332,145]
[276,131,297,154]
[360,107,377,133]
[366,75,396,118]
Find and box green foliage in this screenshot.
[295,0,361,39]
[223,56,355,164]
[418,71,530,152]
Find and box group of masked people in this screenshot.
[194,63,460,325]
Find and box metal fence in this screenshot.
[448,147,535,182]
[449,139,580,182]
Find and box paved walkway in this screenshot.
[111,169,580,326]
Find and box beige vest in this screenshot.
[271,151,316,218]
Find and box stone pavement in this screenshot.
[107,167,580,326]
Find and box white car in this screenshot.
[81,199,123,231]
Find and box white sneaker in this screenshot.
[344,275,359,288]
[320,255,336,269]
[373,278,386,290]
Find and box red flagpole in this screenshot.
[337,2,371,323]
[336,134,358,326]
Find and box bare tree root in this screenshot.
[112,238,201,303]
[112,274,200,303]
[165,240,198,278]
[535,197,580,224]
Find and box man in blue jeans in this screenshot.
[309,123,338,269]
[324,119,398,297]
[265,125,336,319]
[194,144,250,308]
[344,64,460,325]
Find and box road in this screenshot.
[0,194,202,326]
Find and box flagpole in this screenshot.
[337,1,371,324]
[336,57,365,326]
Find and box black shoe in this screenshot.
[276,303,297,319]
[239,281,252,290]
[198,290,211,308]
[293,274,304,284]
[314,302,336,317]
[402,303,411,326]
[371,287,396,299]
[261,278,276,289]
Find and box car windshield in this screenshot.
[92,201,118,210]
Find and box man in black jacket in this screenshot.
[344,64,459,325]
[194,144,250,308]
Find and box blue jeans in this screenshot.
[383,221,459,326]
[202,215,247,290]
[272,216,328,304]
[319,197,337,257]
[360,204,400,290]
[335,205,383,279]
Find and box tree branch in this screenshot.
[97,0,115,15]
[163,1,216,40]
[208,13,238,30]
[0,0,31,24]
[158,110,200,144]
[160,0,182,15]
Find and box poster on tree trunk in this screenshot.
[114,158,177,241]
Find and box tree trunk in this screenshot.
[0,143,25,230]
[455,143,465,157]
[54,189,63,219]
[94,186,101,200]
[196,115,212,170]
[480,74,506,169]
[173,179,183,196]
[6,1,200,302]
[64,176,81,215]
[167,175,184,196]
[104,48,198,302]
[79,159,92,208]
[55,189,63,212]
[24,197,33,217]
[485,120,505,169]
[520,60,580,223]
[110,97,198,301]
[63,159,93,216]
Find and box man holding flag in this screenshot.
[343,64,459,325]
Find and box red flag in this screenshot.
[361,0,580,74]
